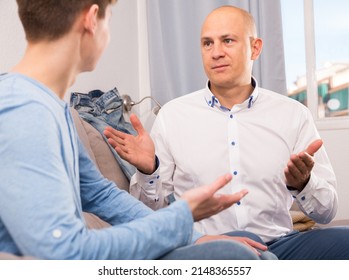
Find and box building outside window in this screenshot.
[281,0,349,120]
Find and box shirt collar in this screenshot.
[203,76,259,111]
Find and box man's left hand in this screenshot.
[284,139,323,191]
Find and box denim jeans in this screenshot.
[70,88,136,180]
[267,227,349,259]
[159,231,278,260]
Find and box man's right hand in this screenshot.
[104,113,156,175]
[195,235,268,256]
[180,174,248,221]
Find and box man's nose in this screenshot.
[212,43,225,59]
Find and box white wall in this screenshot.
[0,0,143,105]
[319,128,349,221]
[0,2,25,73]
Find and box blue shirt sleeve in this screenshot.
[78,138,155,224]
[0,99,195,259]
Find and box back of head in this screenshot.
[16,0,117,42]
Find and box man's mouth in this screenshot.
[212,64,229,70]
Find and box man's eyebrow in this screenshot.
[201,34,238,41]
[201,37,212,42]
[221,34,239,39]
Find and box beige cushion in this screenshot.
[71,107,97,163]
[70,108,132,230]
[70,108,129,192]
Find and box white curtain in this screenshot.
[146,0,287,106]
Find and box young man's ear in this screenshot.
[83,4,99,34]
[250,38,263,60]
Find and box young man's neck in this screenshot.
[12,38,80,99]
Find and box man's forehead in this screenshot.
[201,11,253,39]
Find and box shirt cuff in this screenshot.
[133,156,161,191]
[295,174,318,214]
[136,155,159,175]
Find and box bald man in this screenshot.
[105,5,349,259]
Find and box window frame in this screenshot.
[303,0,349,130]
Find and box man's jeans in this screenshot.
[267,228,349,259]
[70,88,136,180]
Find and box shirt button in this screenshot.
[301,196,305,201]
[156,175,160,179]
[237,201,241,205]
[233,171,238,175]
[231,141,236,146]
[230,114,233,119]
[149,180,154,184]
[52,229,62,238]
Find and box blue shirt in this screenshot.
[0,73,196,259]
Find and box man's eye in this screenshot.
[203,41,212,48]
[224,39,234,44]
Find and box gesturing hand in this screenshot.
[181,174,248,221]
[104,114,156,174]
[284,139,323,191]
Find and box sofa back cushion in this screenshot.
[70,108,129,192]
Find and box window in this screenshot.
[281,0,349,126]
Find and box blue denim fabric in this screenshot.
[159,239,260,260]
[70,88,136,180]
[160,231,278,260]
[267,228,349,259]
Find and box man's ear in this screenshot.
[250,38,263,60]
[83,4,99,34]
